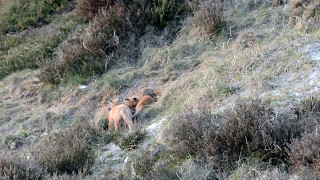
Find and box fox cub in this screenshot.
[108,97,134,132]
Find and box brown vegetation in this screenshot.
[190,0,224,36]
[0,155,44,180]
[39,0,193,84]
[76,0,114,20]
[290,130,320,172]
[34,123,100,175]
[167,98,320,169]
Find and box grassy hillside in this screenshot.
[1,0,320,179]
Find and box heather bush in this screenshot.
[289,130,320,172]
[167,98,320,169]
[128,146,178,179]
[0,155,44,180]
[34,123,100,175]
[76,0,113,20]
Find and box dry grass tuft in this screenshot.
[189,0,223,37]
[289,0,320,31]
[178,159,214,180]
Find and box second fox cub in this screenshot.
[132,88,158,120]
[108,97,134,132]
[124,96,139,114]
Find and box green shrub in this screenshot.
[0,0,73,34]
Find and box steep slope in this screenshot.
[1,0,320,179]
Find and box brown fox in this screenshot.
[124,96,139,114]
[132,95,155,120]
[108,97,134,132]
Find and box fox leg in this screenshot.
[115,118,119,132]
[126,119,134,132]
[108,117,113,131]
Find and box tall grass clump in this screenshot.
[0,0,73,34]
[190,0,224,36]
[34,123,100,175]
[167,98,320,169]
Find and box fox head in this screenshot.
[124,96,139,108]
[107,97,123,111]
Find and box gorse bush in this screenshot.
[168,98,320,169]
[0,0,73,34]
[34,123,100,175]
